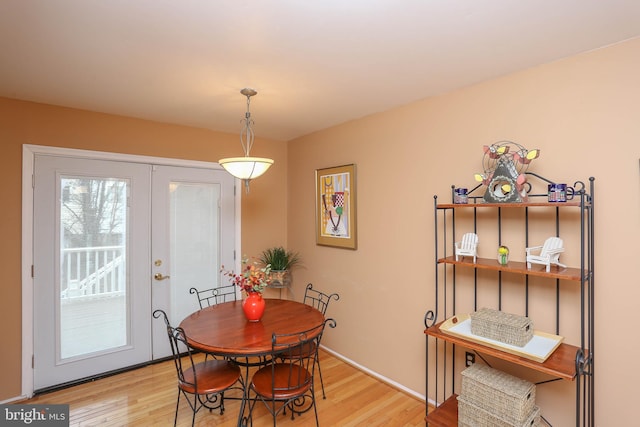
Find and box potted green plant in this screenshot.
[259,247,301,289]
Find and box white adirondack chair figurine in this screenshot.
[455,232,479,263]
[526,236,566,272]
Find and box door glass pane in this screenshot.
[170,181,220,323]
[59,176,129,360]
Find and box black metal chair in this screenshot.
[300,283,339,398]
[245,319,337,426]
[189,284,238,309]
[303,283,340,317]
[152,309,244,427]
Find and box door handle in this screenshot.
[154,273,170,281]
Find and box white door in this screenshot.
[33,155,236,391]
[150,165,236,358]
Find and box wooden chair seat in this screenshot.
[284,341,316,358]
[179,359,241,395]
[250,364,312,400]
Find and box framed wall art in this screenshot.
[315,164,357,249]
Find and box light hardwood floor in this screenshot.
[21,350,426,426]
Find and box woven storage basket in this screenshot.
[460,364,536,425]
[458,396,540,427]
[470,307,533,347]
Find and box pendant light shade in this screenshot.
[218,156,274,179]
[219,88,274,193]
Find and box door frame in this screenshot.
[21,144,241,398]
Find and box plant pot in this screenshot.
[268,270,291,289]
[243,292,266,322]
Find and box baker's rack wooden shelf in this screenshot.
[423,176,594,427]
[438,256,586,282]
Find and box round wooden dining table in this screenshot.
[179,298,325,426]
[179,298,325,357]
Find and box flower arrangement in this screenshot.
[221,257,272,294]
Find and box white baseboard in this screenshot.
[1,395,29,404]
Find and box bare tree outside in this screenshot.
[62,177,127,248]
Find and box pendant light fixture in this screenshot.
[218,88,274,193]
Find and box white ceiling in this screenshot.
[1,1,639,141]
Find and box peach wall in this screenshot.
[0,99,288,400]
[287,37,640,425]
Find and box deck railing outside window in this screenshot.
[61,246,126,299]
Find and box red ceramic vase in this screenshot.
[243,292,266,322]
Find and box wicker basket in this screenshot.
[460,364,536,425]
[458,396,540,427]
[470,307,533,347]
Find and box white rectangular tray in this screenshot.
[440,314,564,363]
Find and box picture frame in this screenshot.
[315,164,357,249]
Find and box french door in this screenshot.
[150,165,236,358]
[32,152,236,391]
